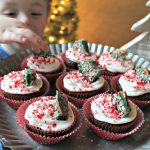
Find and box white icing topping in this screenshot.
[99,51,134,73]
[24,96,74,131]
[91,94,137,124]
[1,70,43,94]
[65,48,97,63]
[119,69,150,96]
[27,55,60,73]
[63,71,104,92]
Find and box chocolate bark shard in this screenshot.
[25,69,36,86]
[78,60,103,83]
[114,91,130,117]
[55,91,69,120]
[136,67,150,82]
[111,49,127,61]
[72,39,90,56]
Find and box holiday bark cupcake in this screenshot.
[98,49,134,82]
[111,67,150,107]
[16,91,82,145]
[83,92,144,140]
[21,51,66,83]
[0,69,50,109]
[56,60,109,107]
[61,39,98,71]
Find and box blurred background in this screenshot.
[45,0,150,48]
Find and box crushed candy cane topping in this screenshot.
[1,70,43,94]
[63,70,104,92]
[24,96,74,131]
[91,93,137,124]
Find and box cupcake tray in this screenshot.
[0,43,150,150]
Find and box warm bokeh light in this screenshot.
[44,0,79,44]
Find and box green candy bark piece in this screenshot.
[78,60,103,83]
[114,91,129,117]
[54,91,69,120]
[111,49,127,61]
[72,39,90,56]
[25,69,36,86]
[136,67,150,83]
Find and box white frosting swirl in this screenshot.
[91,94,137,124]
[24,96,74,131]
[27,55,60,73]
[99,51,134,73]
[63,71,104,92]
[65,48,97,63]
[1,70,43,94]
[119,69,150,96]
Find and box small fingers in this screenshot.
[14,28,49,52]
[2,31,27,44]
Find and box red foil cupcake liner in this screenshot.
[56,73,110,107]
[82,95,145,140]
[21,55,66,83]
[61,52,78,71]
[110,75,150,108]
[16,97,82,145]
[0,75,50,109]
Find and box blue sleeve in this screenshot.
[0,45,10,59]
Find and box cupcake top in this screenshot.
[98,49,134,73]
[63,60,104,92]
[65,39,97,63]
[1,69,43,94]
[26,52,61,73]
[24,91,74,132]
[91,92,137,124]
[119,68,150,96]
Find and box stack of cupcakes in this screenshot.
[56,60,109,107]
[21,51,66,84]
[98,49,134,83]
[16,91,82,144]
[0,68,50,109]
[83,91,144,140]
[61,39,98,71]
[111,67,150,107]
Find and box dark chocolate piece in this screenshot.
[72,39,90,56]
[55,91,69,120]
[25,69,36,86]
[78,60,103,83]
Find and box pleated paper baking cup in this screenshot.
[82,95,145,140]
[110,75,150,108]
[0,75,50,109]
[16,97,82,145]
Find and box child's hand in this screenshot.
[0,16,49,52]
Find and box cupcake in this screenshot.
[61,39,98,71]
[98,49,134,82]
[0,69,50,109]
[83,92,144,140]
[111,67,150,107]
[16,91,82,145]
[21,51,66,83]
[56,60,109,107]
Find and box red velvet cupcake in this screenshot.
[98,49,134,83]
[61,39,98,71]
[56,60,109,107]
[21,52,66,83]
[83,92,144,140]
[16,91,82,145]
[0,69,50,109]
[111,67,150,108]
